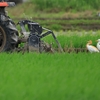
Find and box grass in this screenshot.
[42,30,100,48]
[31,0,100,11]
[0,52,100,100]
[0,31,100,100]
[1,2,100,99]
[6,2,100,31]
[6,2,99,19]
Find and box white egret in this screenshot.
[86,40,99,53]
[97,39,100,51]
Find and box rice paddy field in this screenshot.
[43,30,100,49]
[1,0,100,99]
[0,31,100,100]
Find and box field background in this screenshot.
[1,0,100,100]
[7,0,100,31]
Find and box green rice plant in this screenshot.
[32,0,67,10]
[51,24,62,31]
[0,52,100,100]
[31,0,100,11]
[42,30,100,48]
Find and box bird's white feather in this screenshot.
[87,45,99,53]
[97,39,100,51]
[86,40,99,53]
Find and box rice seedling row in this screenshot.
[42,30,100,53]
[0,52,100,100]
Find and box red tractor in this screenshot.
[0,0,63,53]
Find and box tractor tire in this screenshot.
[0,24,18,52]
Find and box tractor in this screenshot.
[0,0,63,53]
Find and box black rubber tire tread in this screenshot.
[0,24,15,52]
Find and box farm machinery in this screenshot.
[0,0,63,53]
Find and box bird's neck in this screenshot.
[86,43,91,48]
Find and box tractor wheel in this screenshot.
[0,25,18,52]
